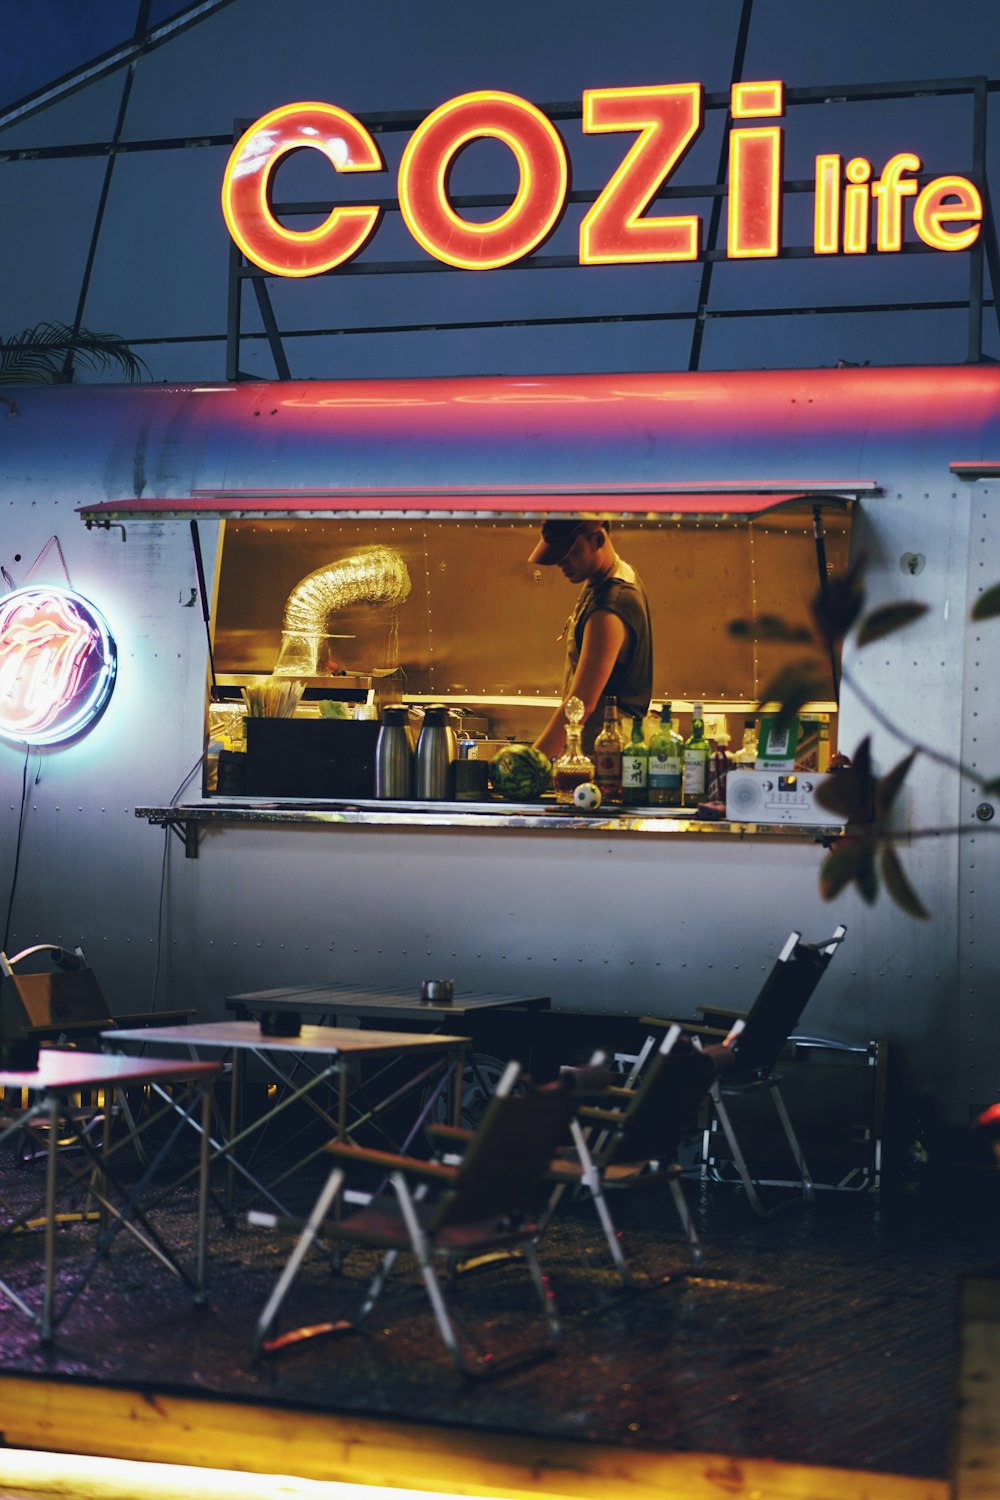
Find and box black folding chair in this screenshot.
[249,1059,578,1378]
[533,1024,724,1283]
[642,926,847,1216]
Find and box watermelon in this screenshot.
[488,743,552,800]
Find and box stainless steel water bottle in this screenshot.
[414,705,457,799]
[375,705,414,798]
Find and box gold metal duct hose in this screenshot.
[273,545,411,676]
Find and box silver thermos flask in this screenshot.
[414,705,457,800]
[375,705,414,799]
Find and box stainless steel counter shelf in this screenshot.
[136,798,844,858]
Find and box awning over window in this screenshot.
[950,460,1000,480]
[79,484,863,521]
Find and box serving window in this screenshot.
[209,507,850,762]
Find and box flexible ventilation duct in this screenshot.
[273,545,411,676]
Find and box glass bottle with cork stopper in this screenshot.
[553,695,595,804]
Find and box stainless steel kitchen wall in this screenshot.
[214,513,850,713]
[1,368,999,1122]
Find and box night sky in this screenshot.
[1,0,998,381]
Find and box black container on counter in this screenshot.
[244,718,379,799]
[216,747,248,796]
[454,758,490,801]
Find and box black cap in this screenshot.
[528,518,610,566]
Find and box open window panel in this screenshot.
[205,500,851,795]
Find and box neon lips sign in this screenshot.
[221,81,984,276]
[0,587,117,746]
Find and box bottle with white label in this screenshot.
[647,703,683,806]
[682,702,710,803]
[621,715,650,805]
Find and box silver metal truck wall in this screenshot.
[0,368,997,1123]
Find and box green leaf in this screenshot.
[971,582,1000,622]
[874,749,918,819]
[815,736,875,824]
[852,734,873,794]
[981,776,1000,796]
[819,837,877,902]
[0,321,148,385]
[757,661,829,733]
[816,772,867,822]
[811,557,867,645]
[880,845,930,920]
[727,615,814,643]
[855,840,878,904]
[819,840,861,900]
[856,601,929,647]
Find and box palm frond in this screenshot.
[0,321,148,384]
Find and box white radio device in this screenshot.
[725,769,838,826]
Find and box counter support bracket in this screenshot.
[161,814,201,859]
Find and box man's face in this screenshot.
[558,530,601,583]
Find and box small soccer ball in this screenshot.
[573,781,602,811]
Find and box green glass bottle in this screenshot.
[621,714,650,805]
[647,703,683,806]
[682,701,710,804]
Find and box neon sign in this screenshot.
[0,586,117,746]
[222,82,984,274]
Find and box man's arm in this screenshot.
[533,610,627,758]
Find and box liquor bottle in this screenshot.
[621,715,650,805]
[682,702,710,804]
[552,695,595,804]
[706,731,732,803]
[731,716,759,767]
[593,695,623,805]
[647,703,683,806]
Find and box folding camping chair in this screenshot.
[0,944,194,1165]
[533,1024,725,1283]
[642,925,847,1216]
[0,945,193,1045]
[248,1059,578,1378]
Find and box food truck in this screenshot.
[0,362,997,1162]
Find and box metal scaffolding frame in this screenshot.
[224,75,1000,382]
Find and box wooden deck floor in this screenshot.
[0,1135,996,1497]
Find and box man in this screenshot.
[529,518,652,757]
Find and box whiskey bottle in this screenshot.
[593,696,623,805]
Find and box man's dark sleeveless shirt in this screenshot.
[565,566,653,750]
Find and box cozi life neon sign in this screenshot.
[0,587,118,746]
[221,81,984,276]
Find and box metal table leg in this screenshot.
[196,1078,212,1304]
[226,1048,243,1222]
[42,1094,59,1343]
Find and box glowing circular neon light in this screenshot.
[0,586,118,746]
